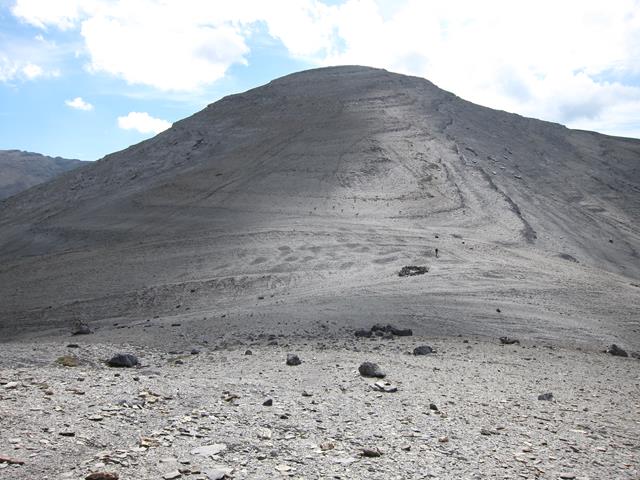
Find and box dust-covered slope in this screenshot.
[0,66,638,348]
[0,150,85,200]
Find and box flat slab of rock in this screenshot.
[370,381,398,393]
[204,467,233,479]
[162,471,181,480]
[85,474,119,480]
[190,444,227,457]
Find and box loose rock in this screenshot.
[413,345,434,355]
[358,361,385,378]
[361,448,382,457]
[537,392,554,401]
[72,323,92,335]
[370,381,397,393]
[85,474,119,480]
[107,353,139,368]
[606,344,628,357]
[499,336,520,345]
[286,353,302,366]
[398,266,428,277]
[354,328,372,338]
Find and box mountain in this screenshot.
[0,66,638,348]
[0,149,85,200]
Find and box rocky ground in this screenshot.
[1,331,638,480]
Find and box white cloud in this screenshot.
[65,96,93,110]
[117,111,171,134]
[10,0,640,138]
[0,55,51,82]
[21,62,43,79]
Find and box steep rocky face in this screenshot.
[0,150,85,200]
[0,66,638,345]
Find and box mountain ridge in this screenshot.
[0,149,85,200]
[0,66,638,348]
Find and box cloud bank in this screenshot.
[10,0,640,138]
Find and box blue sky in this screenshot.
[1,0,639,161]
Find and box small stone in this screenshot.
[370,381,397,393]
[559,474,576,479]
[190,349,200,355]
[3,382,18,390]
[319,442,335,451]
[0,456,25,465]
[388,326,413,336]
[286,354,301,366]
[263,398,273,406]
[257,428,272,440]
[107,354,139,368]
[72,323,92,335]
[354,328,372,338]
[56,355,80,367]
[537,393,554,401]
[85,473,119,480]
[480,428,494,436]
[413,345,434,355]
[606,344,628,357]
[67,344,80,348]
[499,336,520,345]
[398,266,428,277]
[163,470,181,480]
[301,390,313,397]
[438,436,449,443]
[244,350,253,355]
[204,467,233,479]
[429,403,438,411]
[275,464,291,472]
[358,362,385,378]
[361,448,382,457]
[59,431,75,437]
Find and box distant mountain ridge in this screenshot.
[0,149,85,200]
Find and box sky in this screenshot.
[1,0,639,161]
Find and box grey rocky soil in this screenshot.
[1,335,638,479]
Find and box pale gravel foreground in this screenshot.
[1,335,638,480]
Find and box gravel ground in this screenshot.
[1,334,638,479]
